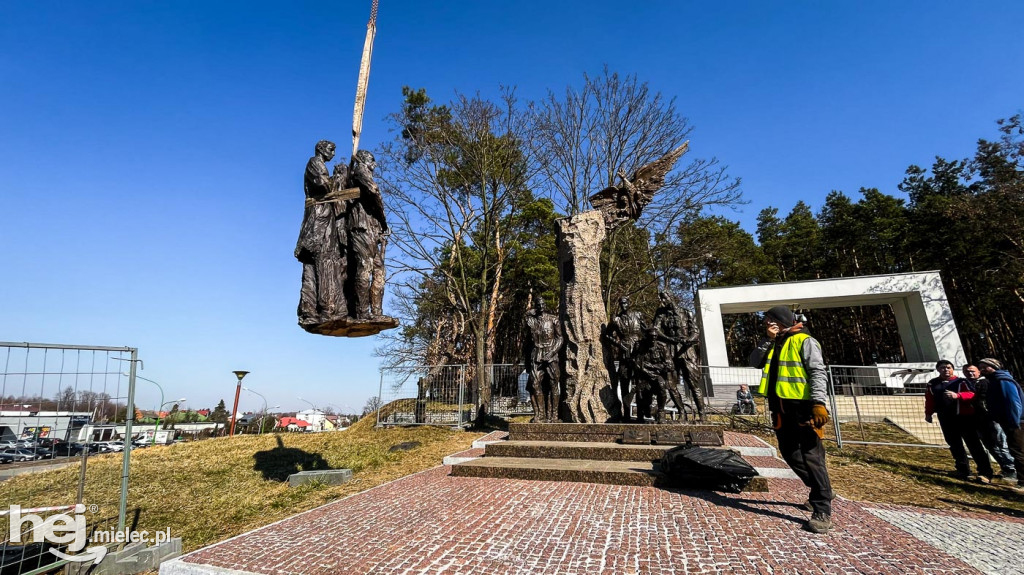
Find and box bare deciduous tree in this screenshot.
[530,68,744,310]
[376,87,536,421]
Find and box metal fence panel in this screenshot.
[702,365,771,426]
[828,364,944,447]
[488,364,533,418]
[376,365,471,427]
[0,342,137,573]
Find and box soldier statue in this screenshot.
[626,328,671,423]
[652,291,706,420]
[604,296,646,421]
[524,298,563,423]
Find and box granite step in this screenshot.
[450,456,770,491]
[486,440,737,462]
[508,422,725,444]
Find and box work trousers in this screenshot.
[998,421,1024,486]
[938,414,994,478]
[775,414,833,515]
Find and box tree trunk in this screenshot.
[556,210,613,423]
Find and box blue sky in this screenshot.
[2,1,1021,413]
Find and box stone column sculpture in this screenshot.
[556,142,689,423]
[557,211,613,423]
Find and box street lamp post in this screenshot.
[230,371,249,437]
[156,398,186,445]
[125,373,171,446]
[243,386,276,435]
[297,397,322,432]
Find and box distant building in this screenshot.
[296,409,327,432]
[0,409,93,442]
[277,417,310,432]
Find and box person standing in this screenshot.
[977,358,1024,493]
[964,363,1016,481]
[924,361,994,482]
[748,306,834,534]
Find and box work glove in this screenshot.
[811,403,829,428]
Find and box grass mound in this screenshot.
[1,417,476,552]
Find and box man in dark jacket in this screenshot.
[978,358,1024,493]
[924,360,993,481]
[749,306,833,534]
[964,364,1016,481]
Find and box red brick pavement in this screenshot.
[163,465,990,574]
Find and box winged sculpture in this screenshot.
[588,142,689,232]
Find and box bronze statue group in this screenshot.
[295,140,389,333]
[523,291,706,425]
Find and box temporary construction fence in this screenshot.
[701,365,771,427]
[827,364,943,447]
[0,341,139,574]
[488,364,533,418]
[702,363,946,448]
[376,365,471,427]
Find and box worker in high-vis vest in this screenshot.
[748,305,834,534]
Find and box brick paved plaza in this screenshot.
[161,432,1024,575]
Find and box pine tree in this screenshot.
[210,400,229,423]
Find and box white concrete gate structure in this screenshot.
[695,271,966,369]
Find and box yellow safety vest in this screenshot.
[758,333,811,400]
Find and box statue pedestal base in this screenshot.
[300,316,399,338]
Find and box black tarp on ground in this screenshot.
[661,445,759,493]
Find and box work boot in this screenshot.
[999,471,1017,483]
[805,512,832,534]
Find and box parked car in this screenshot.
[105,441,125,452]
[0,448,34,462]
[82,442,107,454]
[24,446,54,458]
[0,452,15,464]
[50,443,83,457]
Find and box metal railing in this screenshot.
[702,365,771,426]
[374,360,949,451]
[0,341,138,574]
[488,364,533,418]
[827,364,944,448]
[376,365,471,427]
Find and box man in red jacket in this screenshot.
[925,360,994,482]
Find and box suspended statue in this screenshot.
[294,0,396,337]
[295,142,398,337]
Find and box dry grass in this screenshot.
[741,419,1024,517]
[0,416,477,553]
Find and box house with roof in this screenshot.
[296,409,327,432]
[277,417,310,432]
